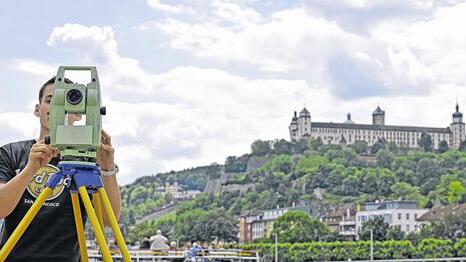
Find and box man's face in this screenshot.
[35,84,54,132]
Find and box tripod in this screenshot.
[0,161,131,262]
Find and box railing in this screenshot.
[327,258,466,262]
[87,249,260,261]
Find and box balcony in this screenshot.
[339,220,356,226]
[339,229,356,236]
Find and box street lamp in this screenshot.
[274,233,278,262]
[370,228,374,261]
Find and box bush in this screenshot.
[238,238,464,261]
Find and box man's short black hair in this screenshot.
[39,76,73,103]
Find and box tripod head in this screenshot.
[47,66,106,163]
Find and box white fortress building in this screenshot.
[289,104,466,150]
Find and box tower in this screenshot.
[289,111,299,141]
[372,106,385,126]
[297,107,311,139]
[345,113,355,124]
[450,103,465,149]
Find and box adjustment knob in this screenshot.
[100,106,106,115]
[44,136,51,145]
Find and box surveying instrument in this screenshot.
[0,66,131,261]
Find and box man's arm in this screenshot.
[0,141,58,218]
[97,130,121,225]
[0,166,36,218]
[101,175,121,221]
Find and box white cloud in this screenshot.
[0,113,38,142]
[373,2,466,86]
[47,24,118,63]
[146,0,194,15]
[152,6,436,98]
[12,59,57,77]
[212,1,263,27]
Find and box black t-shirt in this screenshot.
[0,139,86,261]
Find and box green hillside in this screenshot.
[120,138,466,243]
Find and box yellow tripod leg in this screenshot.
[71,193,88,262]
[98,188,131,262]
[92,193,106,238]
[78,186,112,262]
[0,187,53,262]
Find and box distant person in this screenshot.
[149,229,169,251]
[108,239,118,251]
[141,236,151,249]
[183,241,192,253]
[169,241,177,252]
[187,242,200,261]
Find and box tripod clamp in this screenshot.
[46,163,103,194]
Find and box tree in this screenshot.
[388,141,399,154]
[359,216,390,241]
[447,180,466,204]
[164,192,173,204]
[353,140,368,154]
[418,132,433,152]
[458,141,466,151]
[391,182,422,201]
[371,140,386,154]
[438,140,449,153]
[421,214,466,240]
[265,155,294,174]
[377,169,398,197]
[175,208,237,243]
[251,140,272,156]
[339,175,360,196]
[310,137,323,150]
[295,155,328,175]
[271,210,330,243]
[376,149,395,169]
[272,139,293,155]
[293,139,310,154]
[386,226,405,240]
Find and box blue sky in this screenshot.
[1,0,466,184]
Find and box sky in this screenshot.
[1,0,466,185]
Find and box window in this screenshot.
[384,214,392,223]
[406,213,410,220]
[414,214,418,220]
[398,213,401,220]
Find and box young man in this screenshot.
[0,77,122,261]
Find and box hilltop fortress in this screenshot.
[289,104,466,150]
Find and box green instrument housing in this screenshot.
[49,66,104,162]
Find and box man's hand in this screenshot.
[27,140,59,172]
[95,130,121,223]
[96,130,115,170]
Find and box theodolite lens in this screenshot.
[66,89,83,105]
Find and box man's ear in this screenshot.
[34,104,40,117]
